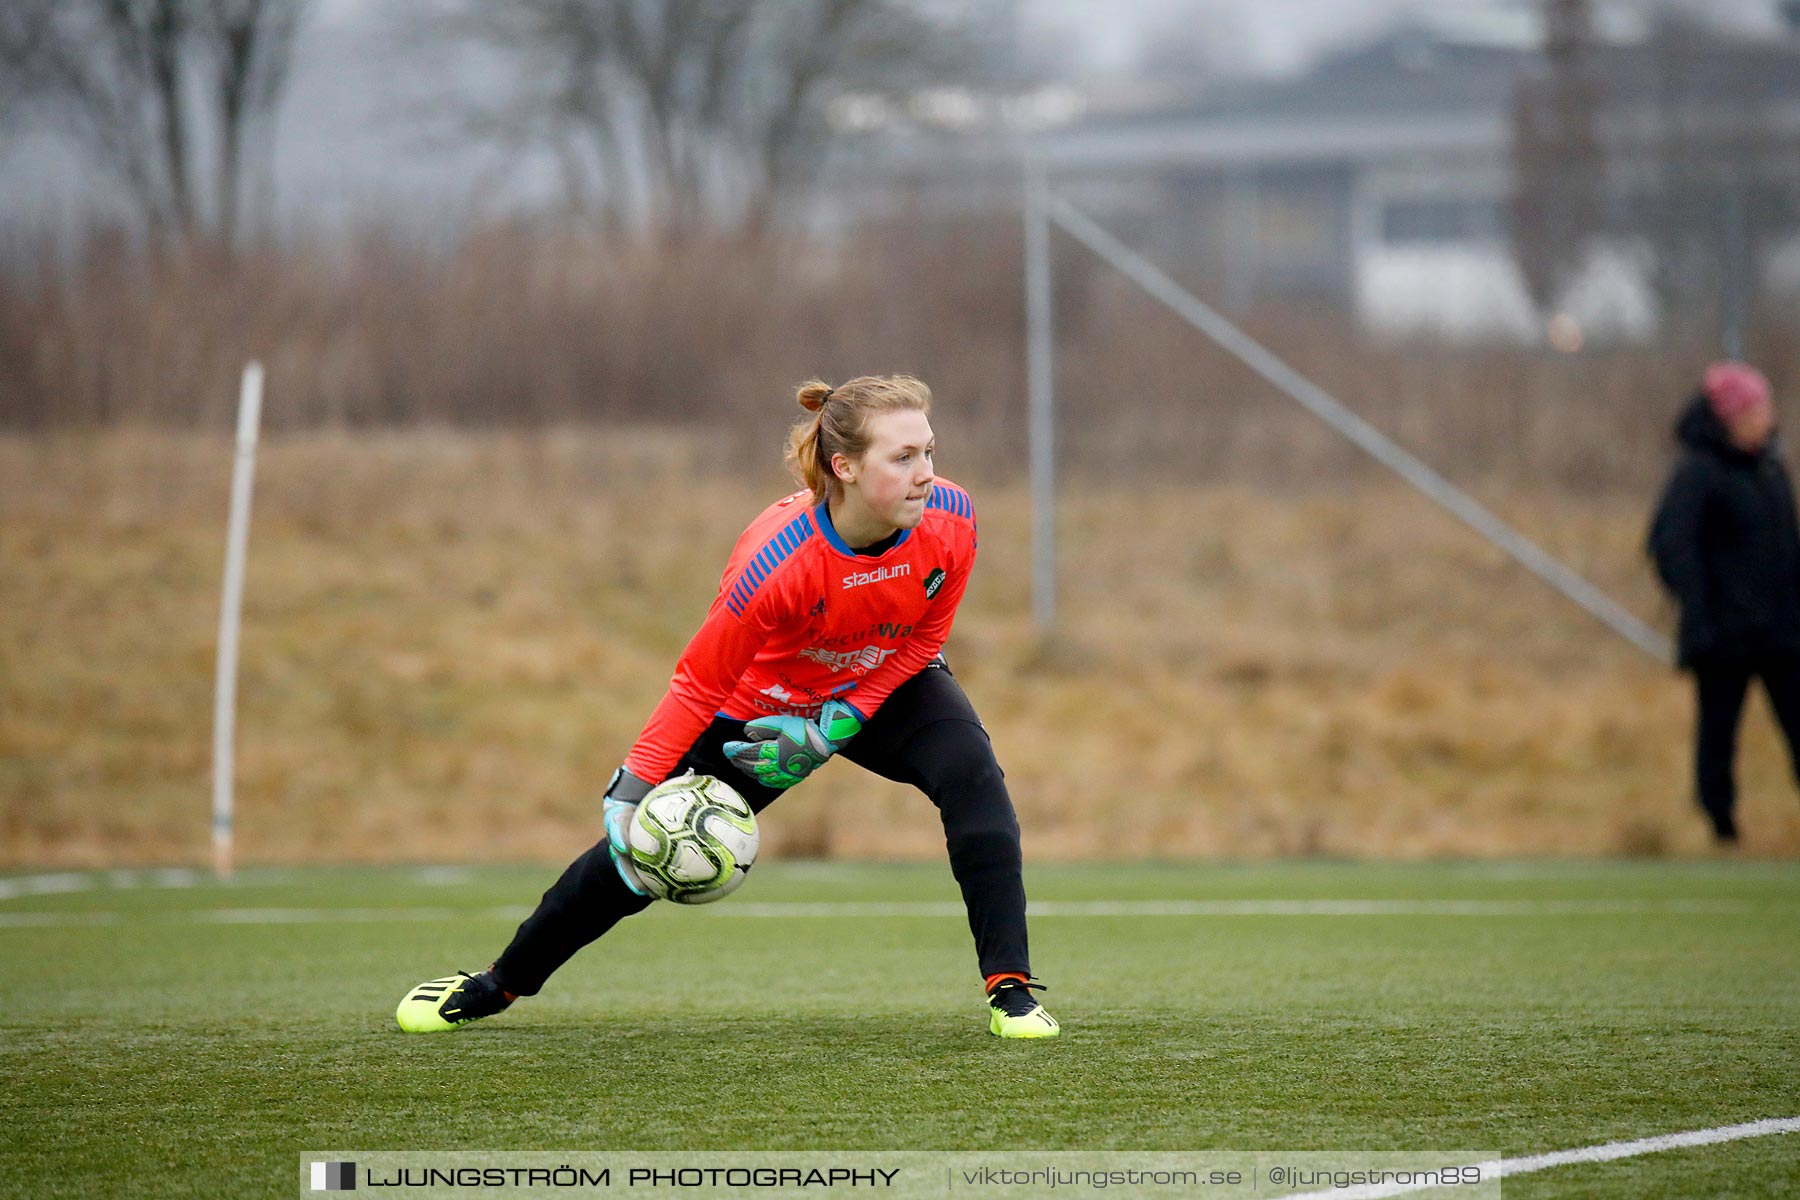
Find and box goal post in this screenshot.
[1021,170,1672,663]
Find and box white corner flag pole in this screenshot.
[212,361,265,879]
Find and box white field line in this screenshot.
[0,897,1768,929]
[1274,1116,1800,1200]
[0,873,104,901]
[719,899,1760,918]
[0,869,204,901]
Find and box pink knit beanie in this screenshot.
[1704,361,1773,421]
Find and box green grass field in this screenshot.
[6,861,1799,1198]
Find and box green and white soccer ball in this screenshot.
[626,773,759,904]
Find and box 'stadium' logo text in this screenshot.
[310,1162,356,1191]
[842,563,910,589]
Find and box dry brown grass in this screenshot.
[5,429,1799,868]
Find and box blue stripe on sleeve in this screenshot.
[926,482,972,520]
[725,510,817,617]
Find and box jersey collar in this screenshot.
[815,501,914,558]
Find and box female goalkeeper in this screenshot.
[395,375,1058,1038]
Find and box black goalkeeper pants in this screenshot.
[490,660,1030,996]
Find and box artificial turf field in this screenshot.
[4,860,1798,1199]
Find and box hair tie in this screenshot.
[821,388,834,404]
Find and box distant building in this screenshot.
[835,6,1800,344]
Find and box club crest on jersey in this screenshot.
[842,563,911,590]
[923,568,946,598]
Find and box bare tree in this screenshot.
[197,0,306,244]
[435,0,973,238]
[1510,2,1800,342]
[0,6,51,121]
[0,0,307,245]
[0,0,190,238]
[1509,0,1608,317]
[1618,14,1800,343]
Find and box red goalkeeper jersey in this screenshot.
[623,478,978,783]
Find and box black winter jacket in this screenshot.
[1648,396,1800,668]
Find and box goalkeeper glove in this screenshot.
[602,765,656,897]
[723,700,862,789]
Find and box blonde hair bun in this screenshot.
[795,380,833,414]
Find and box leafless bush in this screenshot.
[0,215,1786,493]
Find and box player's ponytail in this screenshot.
[785,380,833,500]
[784,375,931,502]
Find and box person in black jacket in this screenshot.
[1648,361,1800,843]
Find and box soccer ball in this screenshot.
[625,773,759,904]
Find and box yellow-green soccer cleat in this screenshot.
[987,977,1060,1039]
[395,970,513,1033]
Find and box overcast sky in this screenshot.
[1025,0,1790,73]
[297,0,1791,73]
